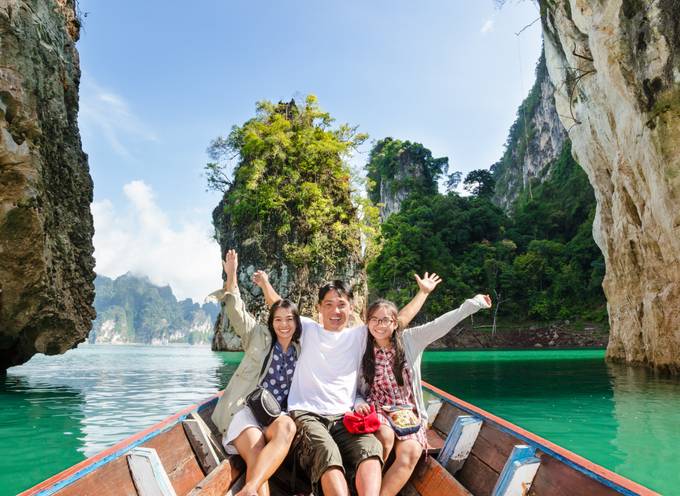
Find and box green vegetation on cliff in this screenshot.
[207,96,375,322]
[366,138,448,204]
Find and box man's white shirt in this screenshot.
[287,317,367,415]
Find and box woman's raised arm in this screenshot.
[221,250,258,346]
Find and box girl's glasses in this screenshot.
[369,317,395,326]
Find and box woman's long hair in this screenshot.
[361,299,407,387]
[267,298,302,345]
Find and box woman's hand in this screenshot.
[415,272,442,295]
[252,270,269,288]
[222,250,238,291]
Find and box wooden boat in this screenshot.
[21,381,658,496]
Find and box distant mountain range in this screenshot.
[90,273,220,345]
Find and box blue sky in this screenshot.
[77,0,542,302]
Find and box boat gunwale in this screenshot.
[422,381,659,496]
[18,391,224,496]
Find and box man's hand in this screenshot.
[252,270,269,289]
[415,272,442,295]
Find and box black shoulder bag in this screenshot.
[246,343,282,426]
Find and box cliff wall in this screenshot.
[0,0,95,368]
[493,53,569,211]
[541,0,680,370]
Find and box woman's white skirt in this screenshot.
[222,406,262,454]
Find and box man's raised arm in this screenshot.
[252,270,282,307]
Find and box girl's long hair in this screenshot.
[361,299,407,387]
[267,299,302,345]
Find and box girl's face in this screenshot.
[367,306,398,344]
[272,307,296,342]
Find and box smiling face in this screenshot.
[318,289,352,332]
[367,303,399,346]
[272,307,296,342]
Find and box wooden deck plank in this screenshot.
[528,451,622,496]
[183,419,220,474]
[456,452,499,496]
[409,457,472,496]
[431,403,467,435]
[145,424,205,496]
[57,456,138,496]
[187,457,246,496]
[425,428,445,455]
[468,423,519,474]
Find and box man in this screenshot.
[256,274,440,495]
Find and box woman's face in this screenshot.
[367,306,398,343]
[272,307,296,342]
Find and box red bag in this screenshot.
[343,405,381,434]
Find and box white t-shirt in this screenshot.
[287,317,367,415]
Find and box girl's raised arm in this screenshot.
[404,294,491,353]
[397,272,442,328]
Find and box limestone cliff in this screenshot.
[541,0,680,371]
[0,0,94,368]
[90,275,219,345]
[210,98,367,351]
[366,138,447,221]
[492,52,569,211]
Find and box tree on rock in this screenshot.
[207,96,370,350]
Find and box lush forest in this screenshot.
[366,137,606,326]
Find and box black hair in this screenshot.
[267,298,302,344]
[318,280,353,304]
[361,299,407,387]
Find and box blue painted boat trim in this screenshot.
[437,415,482,465]
[423,385,641,496]
[33,397,220,496]
[492,445,540,496]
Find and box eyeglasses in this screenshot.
[369,317,395,327]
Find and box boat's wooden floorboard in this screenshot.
[408,456,472,496]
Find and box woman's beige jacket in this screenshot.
[210,287,300,434]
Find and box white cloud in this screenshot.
[79,76,158,159]
[481,19,494,35]
[92,180,222,302]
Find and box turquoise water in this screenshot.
[2,346,677,495]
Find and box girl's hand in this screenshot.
[415,272,442,294]
[252,270,269,288]
[476,294,492,308]
[354,402,371,416]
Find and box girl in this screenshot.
[211,249,302,496]
[356,292,491,496]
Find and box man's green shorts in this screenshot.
[290,410,383,484]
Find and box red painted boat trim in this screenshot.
[422,381,659,496]
[19,391,224,496]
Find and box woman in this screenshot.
[355,292,492,496]
[211,249,301,496]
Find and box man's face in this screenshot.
[318,289,352,332]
